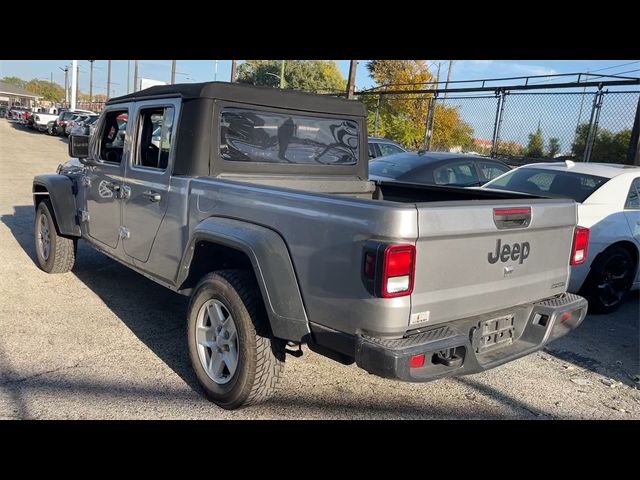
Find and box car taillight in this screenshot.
[382,244,415,298]
[570,226,589,265]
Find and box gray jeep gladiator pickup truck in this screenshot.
[33,82,588,409]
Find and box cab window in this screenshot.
[98,109,128,164]
[134,106,175,170]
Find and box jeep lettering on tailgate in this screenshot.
[488,239,530,264]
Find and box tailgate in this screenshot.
[411,198,577,326]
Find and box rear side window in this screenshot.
[133,106,175,170]
[433,161,480,186]
[220,108,359,165]
[626,177,640,209]
[478,160,510,182]
[378,143,405,157]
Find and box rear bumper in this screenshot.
[355,293,587,382]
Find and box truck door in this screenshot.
[85,105,131,249]
[121,99,179,263]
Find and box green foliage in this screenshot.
[25,79,65,102]
[547,137,561,157]
[237,60,346,93]
[526,126,545,157]
[571,123,632,163]
[498,141,524,156]
[364,60,473,150]
[2,76,27,88]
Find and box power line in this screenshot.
[586,61,639,73]
[587,68,640,80]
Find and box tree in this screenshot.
[364,60,473,150]
[547,137,561,157]
[25,79,65,102]
[571,123,632,163]
[526,126,544,157]
[237,60,345,93]
[2,76,27,89]
[498,141,524,156]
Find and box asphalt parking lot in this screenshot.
[0,118,639,419]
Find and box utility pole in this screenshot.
[171,60,176,84]
[214,60,218,81]
[127,60,131,93]
[59,66,69,104]
[134,60,139,92]
[346,60,357,99]
[230,60,237,82]
[628,96,640,166]
[107,60,112,100]
[50,72,53,83]
[280,60,286,89]
[89,60,95,104]
[71,60,78,110]
[443,60,455,98]
[373,94,381,136]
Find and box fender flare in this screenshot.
[178,217,310,342]
[33,174,80,237]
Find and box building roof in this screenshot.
[107,81,366,116]
[518,161,640,179]
[0,81,41,98]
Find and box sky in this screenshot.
[1,59,639,98]
[2,59,638,149]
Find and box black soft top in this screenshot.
[107,81,365,117]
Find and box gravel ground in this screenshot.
[1,118,638,419]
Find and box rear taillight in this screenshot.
[363,243,416,298]
[382,244,415,298]
[570,226,589,265]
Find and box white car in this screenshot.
[483,161,640,313]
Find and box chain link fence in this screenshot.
[363,87,640,165]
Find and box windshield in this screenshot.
[484,167,609,202]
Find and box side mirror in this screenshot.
[68,134,91,162]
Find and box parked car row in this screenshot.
[6,105,98,137]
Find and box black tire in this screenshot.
[580,245,636,314]
[187,269,285,409]
[34,199,76,274]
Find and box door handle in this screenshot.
[143,190,161,202]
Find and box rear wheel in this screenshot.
[34,199,76,274]
[581,245,635,314]
[187,270,284,409]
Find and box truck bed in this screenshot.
[169,175,578,338]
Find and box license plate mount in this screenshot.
[474,314,515,354]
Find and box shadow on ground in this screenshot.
[1,205,200,398]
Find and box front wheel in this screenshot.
[34,199,76,273]
[581,246,635,314]
[187,270,285,409]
